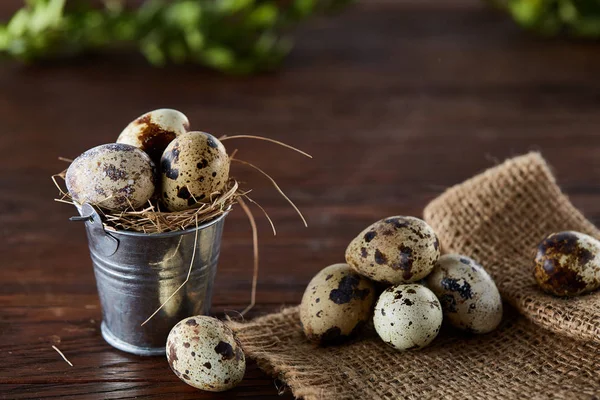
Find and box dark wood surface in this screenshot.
[2,0,600,398]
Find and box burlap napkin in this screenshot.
[229,153,600,399]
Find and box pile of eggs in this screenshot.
[65,109,230,212]
[300,218,600,350]
[300,216,504,350]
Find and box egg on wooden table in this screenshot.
[166,316,245,392]
[426,254,502,334]
[373,284,442,351]
[65,143,156,211]
[346,216,440,284]
[534,231,600,296]
[160,131,230,211]
[300,263,376,345]
[117,109,190,165]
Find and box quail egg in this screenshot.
[373,284,442,351]
[166,316,245,392]
[346,216,440,284]
[65,143,156,211]
[426,254,502,334]
[534,231,600,296]
[117,109,190,165]
[161,131,230,211]
[300,263,376,345]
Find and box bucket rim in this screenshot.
[106,208,231,238]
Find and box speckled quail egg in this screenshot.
[373,284,442,351]
[534,231,600,297]
[426,254,502,334]
[300,263,376,345]
[117,109,190,165]
[65,143,156,211]
[346,216,440,284]
[161,131,230,211]
[166,316,245,392]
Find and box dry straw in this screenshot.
[52,173,241,234]
[52,345,73,367]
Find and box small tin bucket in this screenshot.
[73,203,228,356]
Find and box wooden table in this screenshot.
[2,0,600,398]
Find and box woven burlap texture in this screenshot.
[230,153,600,400]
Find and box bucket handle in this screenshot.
[70,203,119,257]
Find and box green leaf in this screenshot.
[248,3,279,27]
[509,0,545,26]
[7,9,31,36]
[217,0,255,14]
[29,0,65,33]
[202,46,235,70]
[0,0,354,73]
[0,27,8,49]
[254,32,278,55]
[293,0,317,18]
[166,1,202,28]
[7,38,27,56]
[114,19,137,41]
[168,40,187,63]
[46,0,66,24]
[185,30,204,51]
[558,0,578,23]
[141,31,166,65]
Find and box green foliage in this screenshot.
[0,0,353,73]
[489,0,600,37]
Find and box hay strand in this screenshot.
[52,345,73,367]
[238,197,259,317]
[232,158,308,227]
[244,194,276,236]
[220,135,312,159]
[54,170,239,234]
[141,215,200,326]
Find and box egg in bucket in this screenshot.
[53,109,310,357]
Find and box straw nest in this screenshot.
[52,136,308,235]
[53,170,242,234]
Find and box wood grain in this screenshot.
[2,0,600,398]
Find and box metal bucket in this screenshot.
[73,203,227,356]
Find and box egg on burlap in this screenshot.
[346,216,440,284]
[373,284,443,351]
[427,254,502,334]
[300,263,376,345]
[534,231,600,297]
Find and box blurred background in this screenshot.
[2,0,600,398]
